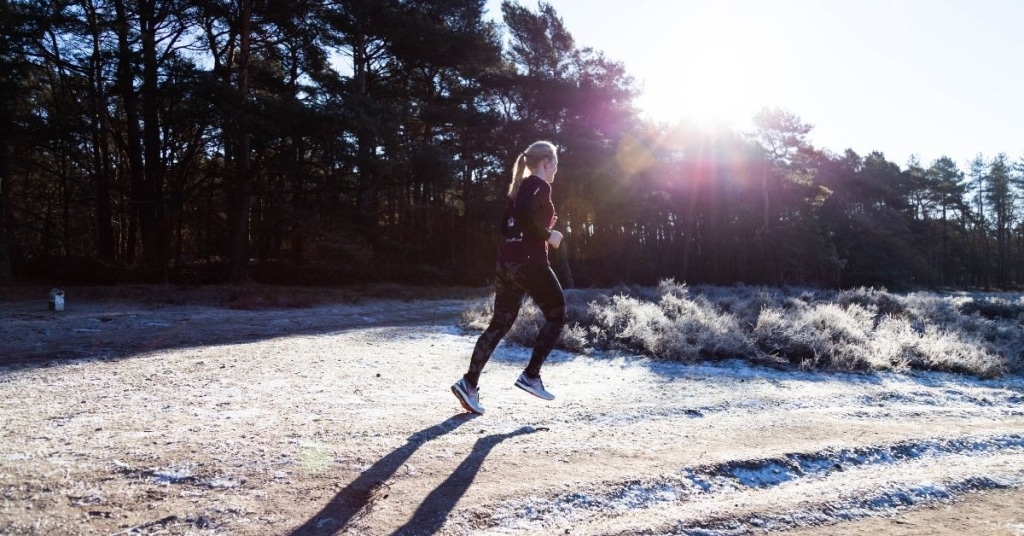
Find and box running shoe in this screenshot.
[451,377,485,414]
[514,372,555,400]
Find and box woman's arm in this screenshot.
[514,181,554,241]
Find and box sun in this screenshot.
[635,5,783,129]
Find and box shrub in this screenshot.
[838,286,907,318]
[753,303,875,371]
[869,316,1006,378]
[459,281,1022,378]
[957,295,1024,320]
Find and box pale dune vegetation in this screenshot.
[462,281,1022,378]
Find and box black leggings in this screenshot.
[465,262,566,387]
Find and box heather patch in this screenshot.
[462,281,1023,377]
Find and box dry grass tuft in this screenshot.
[461,280,1022,378]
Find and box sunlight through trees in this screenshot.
[1,0,1021,290]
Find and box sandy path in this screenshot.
[1,291,1023,535]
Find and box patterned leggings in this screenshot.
[464,262,566,387]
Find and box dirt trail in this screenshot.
[1,288,1023,535]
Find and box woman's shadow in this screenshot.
[389,425,540,535]
[288,415,540,536]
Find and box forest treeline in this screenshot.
[1,0,1022,289]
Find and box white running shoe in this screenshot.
[451,377,485,414]
[514,372,555,400]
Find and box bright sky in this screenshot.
[485,0,1024,170]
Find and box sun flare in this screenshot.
[636,5,784,128]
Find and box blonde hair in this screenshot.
[508,140,558,198]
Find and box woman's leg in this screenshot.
[521,265,566,377]
[465,264,526,387]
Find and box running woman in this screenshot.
[451,140,566,414]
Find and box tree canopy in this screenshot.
[2,0,1022,290]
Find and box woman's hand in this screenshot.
[548,230,563,249]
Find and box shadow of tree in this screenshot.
[287,415,474,536]
[0,296,471,372]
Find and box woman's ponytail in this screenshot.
[507,142,557,198]
[508,153,528,198]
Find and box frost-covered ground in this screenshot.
[1,288,1023,535]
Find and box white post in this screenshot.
[49,288,65,312]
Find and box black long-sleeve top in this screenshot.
[497,175,556,265]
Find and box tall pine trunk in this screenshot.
[87,0,115,263]
[0,140,12,282]
[113,0,145,265]
[140,0,167,279]
[228,0,252,282]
